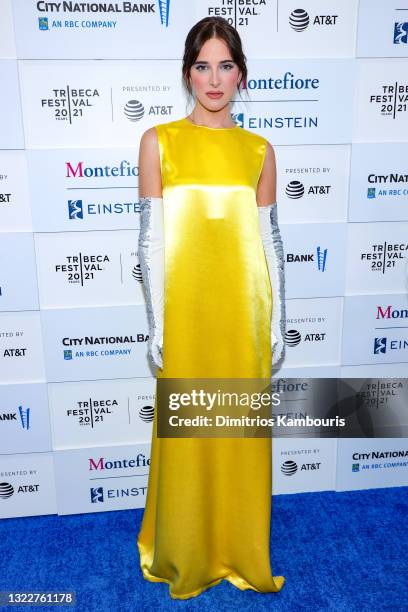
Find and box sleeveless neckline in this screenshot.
[182,117,239,131]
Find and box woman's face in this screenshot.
[189,37,241,111]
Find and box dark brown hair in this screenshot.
[182,17,248,103]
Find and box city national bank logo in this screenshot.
[367,172,408,199]
[289,9,338,32]
[0,406,31,430]
[62,333,147,361]
[352,449,408,472]
[287,246,328,271]
[394,22,408,45]
[37,1,171,31]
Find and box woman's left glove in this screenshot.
[138,196,165,369]
[258,202,286,366]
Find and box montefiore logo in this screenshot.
[89,455,149,471]
[66,160,138,179]
[376,305,408,320]
[373,305,408,355]
[241,71,319,91]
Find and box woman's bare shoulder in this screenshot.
[140,126,159,151]
[256,138,277,206]
[138,127,162,197]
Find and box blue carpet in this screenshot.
[1,487,407,612]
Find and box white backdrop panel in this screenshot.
[237,58,355,145]
[35,229,143,308]
[349,143,408,222]
[284,222,347,299]
[0,0,16,58]
[0,383,51,454]
[49,377,155,449]
[284,296,343,368]
[0,151,32,232]
[345,222,408,295]
[40,305,153,382]
[0,451,57,519]
[27,148,140,232]
[0,60,25,149]
[273,437,337,494]
[0,232,39,311]
[18,60,185,148]
[336,438,408,491]
[357,0,408,58]
[0,311,46,383]
[54,443,150,515]
[12,0,191,59]
[352,58,408,143]
[342,294,408,366]
[276,144,350,224]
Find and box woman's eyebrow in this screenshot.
[193,59,234,65]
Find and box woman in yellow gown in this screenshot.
[137,17,286,600]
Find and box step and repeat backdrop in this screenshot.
[1,0,408,519]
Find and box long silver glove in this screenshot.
[258,202,286,366]
[138,196,164,370]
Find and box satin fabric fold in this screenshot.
[137,117,285,599]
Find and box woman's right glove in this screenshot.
[138,196,164,369]
[258,202,286,366]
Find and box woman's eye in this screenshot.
[194,64,234,71]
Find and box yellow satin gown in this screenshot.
[137,116,285,599]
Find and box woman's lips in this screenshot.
[206,92,223,99]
